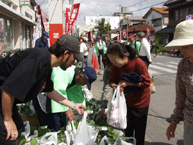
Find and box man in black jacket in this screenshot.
[0,34,85,145]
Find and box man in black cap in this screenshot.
[0,34,85,144]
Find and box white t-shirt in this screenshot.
[139,38,152,62]
[80,42,88,56]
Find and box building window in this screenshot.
[175,10,179,21]
[152,19,161,27]
[180,8,189,20]
[0,14,13,53]
[163,17,168,25]
[0,0,11,7]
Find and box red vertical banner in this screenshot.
[65,8,70,34]
[123,29,127,39]
[146,27,151,37]
[90,30,94,44]
[116,32,120,43]
[68,3,80,34]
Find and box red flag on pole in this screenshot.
[146,27,151,37]
[90,30,94,44]
[68,3,80,34]
[116,32,120,43]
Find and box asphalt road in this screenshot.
[87,47,184,145]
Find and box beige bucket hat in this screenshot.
[165,20,193,50]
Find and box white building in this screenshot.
[143,7,169,32]
[73,25,95,37]
[85,16,122,30]
[0,0,37,53]
[121,16,146,27]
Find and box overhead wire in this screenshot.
[126,0,147,8]
[49,0,59,23]
[129,1,166,13]
[39,0,46,6]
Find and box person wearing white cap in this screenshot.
[165,20,193,145]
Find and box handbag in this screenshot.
[150,76,156,94]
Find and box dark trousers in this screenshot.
[139,56,150,68]
[32,96,67,131]
[125,106,149,145]
[98,49,104,69]
[84,56,88,67]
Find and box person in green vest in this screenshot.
[127,33,141,56]
[50,65,97,131]
[94,36,107,69]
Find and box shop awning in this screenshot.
[156,25,175,34]
[0,1,36,25]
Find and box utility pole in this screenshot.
[127,16,129,43]
[108,23,110,41]
[119,5,122,43]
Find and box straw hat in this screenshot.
[165,20,193,50]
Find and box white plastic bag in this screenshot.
[65,121,77,145]
[99,136,111,145]
[114,136,136,145]
[73,111,99,145]
[39,132,58,145]
[107,85,127,129]
[83,87,93,101]
[21,121,38,142]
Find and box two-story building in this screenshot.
[156,0,193,45]
[143,7,169,32]
[0,0,37,53]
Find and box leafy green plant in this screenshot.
[18,101,37,117]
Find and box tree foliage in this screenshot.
[95,18,111,36]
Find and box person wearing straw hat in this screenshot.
[165,20,193,145]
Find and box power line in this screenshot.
[49,0,59,23]
[129,1,166,13]
[40,0,46,6]
[126,0,147,8]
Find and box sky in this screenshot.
[35,0,168,25]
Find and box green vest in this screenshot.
[94,41,107,56]
[127,41,141,55]
[51,66,85,113]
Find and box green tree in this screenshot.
[95,18,111,36]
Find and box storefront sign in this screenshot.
[21,0,30,6]
[25,12,32,20]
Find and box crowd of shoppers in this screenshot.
[1,19,192,145]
